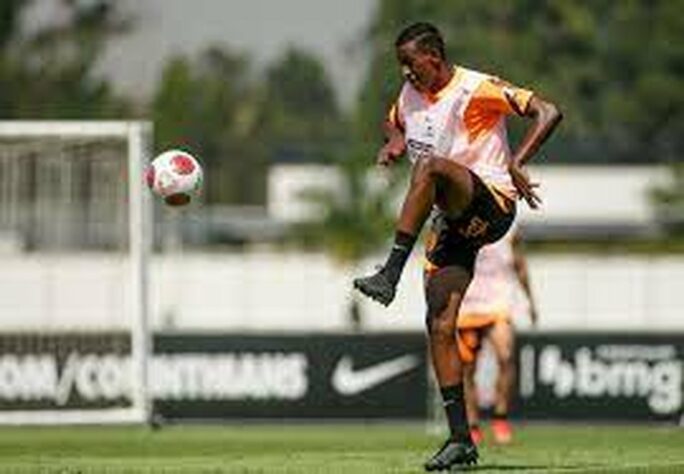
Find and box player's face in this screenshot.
[396,40,441,93]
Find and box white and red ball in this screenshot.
[145,150,203,206]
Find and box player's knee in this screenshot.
[426,314,456,343]
[424,299,449,334]
[422,155,469,179]
[497,348,513,365]
[413,156,441,182]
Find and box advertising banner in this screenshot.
[0,333,428,420]
[3,331,679,422]
[513,333,684,422]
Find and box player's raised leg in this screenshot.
[353,157,473,306]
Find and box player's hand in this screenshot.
[377,123,405,167]
[509,162,541,209]
[530,306,539,328]
[376,140,404,167]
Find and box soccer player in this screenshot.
[456,224,538,446]
[352,22,561,471]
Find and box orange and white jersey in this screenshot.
[458,225,517,327]
[389,66,534,199]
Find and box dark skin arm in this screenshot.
[509,96,563,209]
[377,119,406,166]
[511,232,538,326]
[376,94,563,207]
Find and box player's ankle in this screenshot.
[382,231,416,284]
[450,430,473,445]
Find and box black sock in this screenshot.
[440,384,472,444]
[382,231,416,285]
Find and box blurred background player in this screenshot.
[456,223,537,445]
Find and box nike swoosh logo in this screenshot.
[331,354,420,396]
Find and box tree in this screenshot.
[152,46,351,206]
[0,0,132,118]
[259,47,347,164]
[650,164,684,235]
[152,47,266,205]
[293,148,406,330]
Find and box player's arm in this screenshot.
[511,232,538,327]
[509,95,563,209]
[377,102,406,167]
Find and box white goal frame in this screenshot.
[0,121,152,425]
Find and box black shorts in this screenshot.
[425,171,515,274]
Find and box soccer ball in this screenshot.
[145,149,203,206]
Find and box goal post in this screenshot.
[0,121,153,425]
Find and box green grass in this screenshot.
[0,423,682,473]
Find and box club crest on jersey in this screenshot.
[459,216,490,239]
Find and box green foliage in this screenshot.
[152,48,266,205]
[0,0,28,49]
[0,0,132,118]
[259,47,347,164]
[263,48,339,136]
[292,150,406,265]
[152,46,348,206]
[358,0,684,164]
[649,164,684,235]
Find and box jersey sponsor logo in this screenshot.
[331,354,420,396]
[406,138,434,162]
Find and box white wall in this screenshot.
[268,164,671,226]
[1,251,683,333]
[517,165,670,226]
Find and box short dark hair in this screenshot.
[395,22,446,60]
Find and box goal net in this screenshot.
[0,121,152,425]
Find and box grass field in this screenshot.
[1,423,683,473]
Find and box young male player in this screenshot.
[352,22,561,471]
[456,224,538,445]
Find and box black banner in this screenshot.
[0,332,428,420]
[514,332,684,422]
[5,331,680,422]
